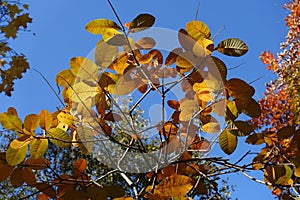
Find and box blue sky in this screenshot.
[0,0,289,199]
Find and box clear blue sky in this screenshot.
[0,0,288,199]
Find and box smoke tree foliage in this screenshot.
[0,0,299,199]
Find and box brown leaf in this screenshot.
[73,158,87,178]
[22,167,36,185]
[10,167,24,188]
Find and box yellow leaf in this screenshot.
[47,128,71,148]
[110,77,136,96]
[24,114,40,133]
[108,52,130,74]
[85,18,121,34]
[186,20,211,41]
[192,38,214,57]
[6,144,28,166]
[67,82,100,103]
[219,130,238,155]
[70,57,98,81]
[201,122,220,133]
[148,175,194,197]
[55,69,75,87]
[95,39,119,68]
[30,138,48,159]
[57,112,74,127]
[39,110,52,130]
[179,100,199,121]
[10,135,33,149]
[0,112,23,132]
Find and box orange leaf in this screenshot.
[73,158,87,177]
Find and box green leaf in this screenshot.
[47,128,71,148]
[186,20,211,40]
[233,120,254,136]
[216,38,248,57]
[0,112,23,132]
[85,19,121,34]
[30,138,48,159]
[6,144,28,166]
[129,13,155,33]
[225,100,240,121]
[219,130,238,155]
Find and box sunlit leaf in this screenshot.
[6,144,28,166]
[67,82,100,103]
[186,20,211,40]
[167,100,180,110]
[165,48,183,66]
[55,69,75,87]
[7,107,18,116]
[95,39,119,68]
[30,138,48,159]
[225,100,240,121]
[192,38,214,57]
[216,38,248,57]
[0,112,23,132]
[179,100,199,121]
[10,135,33,149]
[110,77,136,96]
[201,122,220,133]
[47,128,71,148]
[39,110,52,131]
[129,13,155,33]
[85,18,121,34]
[219,129,238,155]
[147,175,194,197]
[252,148,270,170]
[70,56,98,81]
[24,114,39,133]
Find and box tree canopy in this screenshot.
[0,0,299,199]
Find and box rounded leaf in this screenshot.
[186,20,211,40]
[47,128,71,148]
[30,138,48,159]
[0,112,23,132]
[55,69,75,87]
[24,114,40,133]
[201,122,220,134]
[10,167,24,188]
[85,18,121,34]
[129,13,155,33]
[39,110,52,131]
[216,38,248,57]
[6,143,28,166]
[219,130,238,155]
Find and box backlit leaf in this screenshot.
[192,38,214,57]
[186,20,211,40]
[129,13,155,33]
[148,175,194,197]
[216,38,248,57]
[47,128,71,148]
[211,56,227,81]
[165,48,183,66]
[67,82,100,103]
[10,135,33,149]
[95,39,118,68]
[201,122,220,134]
[179,100,199,121]
[70,56,98,81]
[30,138,48,159]
[85,18,121,34]
[24,114,40,133]
[225,100,240,121]
[219,130,238,155]
[264,165,292,185]
[6,143,28,166]
[178,29,195,51]
[0,112,23,132]
[39,110,52,131]
[167,100,180,110]
[55,69,75,87]
[110,77,136,96]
